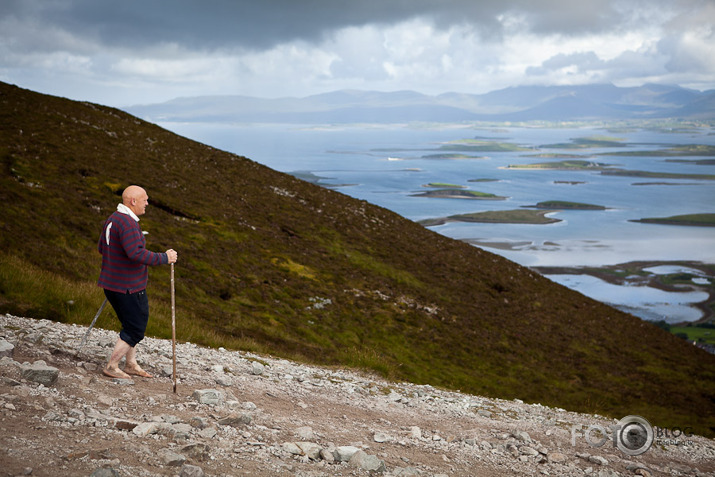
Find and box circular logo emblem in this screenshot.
[615,415,653,456]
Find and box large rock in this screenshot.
[548,451,568,463]
[20,360,59,386]
[320,448,335,463]
[158,448,186,466]
[590,455,609,466]
[132,421,173,437]
[294,425,315,440]
[217,413,252,427]
[296,442,322,460]
[113,418,139,431]
[182,443,210,462]
[250,361,265,375]
[373,431,393,443]
[349,450,386,473]
[192,389,225,406]
[180,464,204,477]
[0,339,14,358]
[190,417,211,429]
[282,442,302,455]
[334,445,361,462]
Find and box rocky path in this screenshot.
[1,314,713,476]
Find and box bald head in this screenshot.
[122,185,149,216]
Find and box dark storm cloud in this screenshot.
[1,0,640,53]
[3,0,711,105]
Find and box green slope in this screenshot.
[1,81,713,436]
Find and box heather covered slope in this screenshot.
[1,81,713,436]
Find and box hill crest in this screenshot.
[0,81,713,437]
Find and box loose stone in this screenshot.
[349,450,386,473]
[20,360,59,386]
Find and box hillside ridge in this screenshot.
[0,81,714,437]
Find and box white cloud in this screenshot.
[234,42,339,97]
[325,25,389,82]
[660,29,715,74]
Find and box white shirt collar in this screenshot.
[117,203,140,222]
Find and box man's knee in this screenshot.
[119,329,144,347]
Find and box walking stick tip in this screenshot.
[171,261,177,393]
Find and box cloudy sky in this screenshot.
[1,0,713,107]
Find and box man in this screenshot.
[98,185,178,379]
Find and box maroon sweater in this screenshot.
[97,210,168,293]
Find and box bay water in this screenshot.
[160,122,715,322]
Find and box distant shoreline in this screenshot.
[631,213,715,227]
[420,209,559,226]
[532,260,715,325]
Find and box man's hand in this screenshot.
[166,249,178,263]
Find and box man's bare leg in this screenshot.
[103,338,132,379]
[124,345,153,377]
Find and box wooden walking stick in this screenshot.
[171,262,177,393]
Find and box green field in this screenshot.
[670,326,715,345]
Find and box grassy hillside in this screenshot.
[1,82,713,436]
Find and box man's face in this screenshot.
[133,192,149,216]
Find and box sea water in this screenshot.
[160,122,715,322]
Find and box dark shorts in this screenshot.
[104,289,149,347]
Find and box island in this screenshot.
[422,183,466,189]
[525,200,606,210]
[437,139,531,153]
[503,160,612,170]
[601,170,715,180]
[632,182,703,186]
[539,136,625,149]
[665,159,715,165]
[630,213,715,227]
[411,189,507,200]
[598,144,715,157]
[502,162,715,181]
[419,209,561,226]
[524,153,590,159]
[421,153,489,159]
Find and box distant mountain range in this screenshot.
[127,83,715,123]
